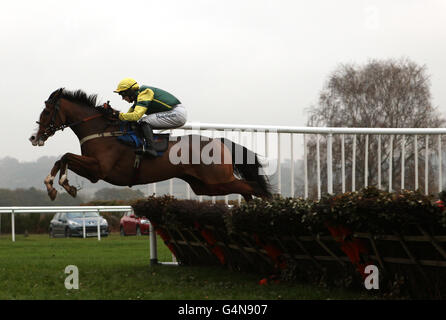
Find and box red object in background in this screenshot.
[120,212,151,236]
[153,225,178,258]
[436,200,445,210]
[253,234,287,270]
[194,222,226,265]
[326,224,371,278]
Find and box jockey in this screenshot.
[113,78,187,157]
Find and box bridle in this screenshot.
[36,88,103,140]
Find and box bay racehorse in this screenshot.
[29,88,272,202]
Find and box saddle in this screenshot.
[117,122,170,155]
[116,122,171,188]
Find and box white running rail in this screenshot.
[0,206,133,242]
[158,124,446,201]
[0,206,172,265]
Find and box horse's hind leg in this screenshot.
[213,179,257,201]
[209,180,263,202]
[182,175,233,197]
[183,175,255,201]
[181,175,211,196]
[44,160,61,201]
[242,194,253,202]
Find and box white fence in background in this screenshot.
[0,206,170,265]
[0,206,133,242]
[157,124,446,201]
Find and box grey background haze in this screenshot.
[1,0,445,163]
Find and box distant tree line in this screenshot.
[0,187,147,207]
[0,187,85,206]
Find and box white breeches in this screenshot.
[138,104,187,129]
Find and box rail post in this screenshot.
[97,209,101,241]
[327,133,333,194]
[277,132,281,194]
[290,133,294,197]
[149,222,158,265]
[82,211,86,238]
[11,209,15,242]
[304,134,308,199]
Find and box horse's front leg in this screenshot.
[58,153,102,198]
[44,160,62,201]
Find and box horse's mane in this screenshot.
[48,88,117,117]
[59,89,99,109]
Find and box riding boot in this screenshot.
[135,123,158,157]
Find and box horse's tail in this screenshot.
[220,138,273,198]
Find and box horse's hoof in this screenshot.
[68,186,77,198]
[48,189,57,201]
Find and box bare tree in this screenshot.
[306,58,445,197]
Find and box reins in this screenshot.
[38,90,128,147]
[37,109,104,139]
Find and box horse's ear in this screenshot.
[48,87,65,101]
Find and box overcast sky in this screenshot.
[1,0,445,162]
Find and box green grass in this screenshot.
[0,233,375,300]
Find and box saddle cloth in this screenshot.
[117,122,170,155]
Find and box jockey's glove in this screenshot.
[112,111,120,119]
[103,106,119,118]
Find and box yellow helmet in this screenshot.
[114,78,139,93]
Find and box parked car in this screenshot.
[120,211,150,236]
[49,212,109,238]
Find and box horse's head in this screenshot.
[29,88,67,146]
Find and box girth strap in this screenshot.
[79,131,125,146]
